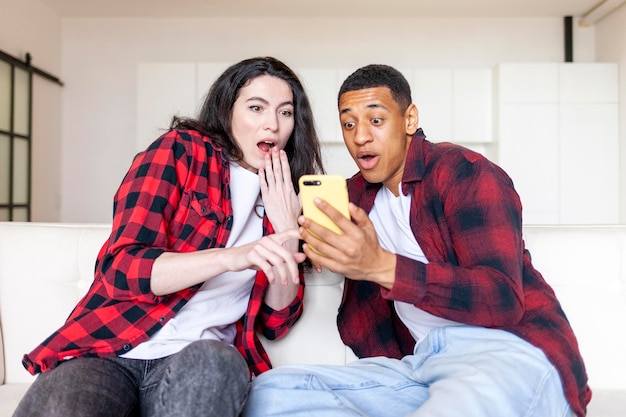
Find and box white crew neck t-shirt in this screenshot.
[369,184,461,350]
[122,163,263,359]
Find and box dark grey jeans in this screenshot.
[13,339,250,417]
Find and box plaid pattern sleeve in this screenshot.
[235,220,305,376]
[22,129,237,374]
[339,130,591,417]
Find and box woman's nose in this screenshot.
[264,113,279,131]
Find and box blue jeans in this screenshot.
[13,339,249,417]
[243,326,574,417]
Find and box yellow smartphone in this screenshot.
[299,174,350,235]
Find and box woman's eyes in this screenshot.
[248,105,293,117]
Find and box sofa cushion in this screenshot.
[0,222,111,384]
[0,384,29,415]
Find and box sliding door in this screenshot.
[0,58,32,221]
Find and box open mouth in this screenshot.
[357,151,379,169]
[257,141,276,152]
[358,151,378,162]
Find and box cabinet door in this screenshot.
[452,68,493,143]
[411,68,493,144]
[559,63,618,104]
[558,63,619,224]
[497,63,559,104]
[559,103,619,224]
[297,68,343,144]
[498,104,560,224]
[497,62,619,225]
[411,68,453,141]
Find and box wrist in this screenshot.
[371,251,396,290]
[271,221,299,234]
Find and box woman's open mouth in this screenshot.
[257,141,276,152]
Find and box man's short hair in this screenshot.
[338,64,412,112]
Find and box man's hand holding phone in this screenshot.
[298,175,396,289]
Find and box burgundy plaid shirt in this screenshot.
[338,129,591,417]
[22,129,304,376]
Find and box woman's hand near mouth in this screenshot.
[259,146,300,234]
[259,146,304,298]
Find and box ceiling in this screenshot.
[39,0,615,19]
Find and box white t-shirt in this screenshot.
[122,163,262,359]
[369,184,460,350]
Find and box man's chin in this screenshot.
[361,172,382,184]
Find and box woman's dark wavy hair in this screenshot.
[338,64,412,113]
[171,56,324,192]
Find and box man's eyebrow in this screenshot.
[340,102,387,114]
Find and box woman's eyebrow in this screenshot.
[246,97,293,107]
[245,96,269,104]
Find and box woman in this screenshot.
[14,56,324,417]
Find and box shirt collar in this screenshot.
[401,128,427,184]
[356,128,428,210]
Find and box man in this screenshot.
[243,64,591,417]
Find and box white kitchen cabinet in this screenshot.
[497,63,619,224]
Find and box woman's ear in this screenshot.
[405,103,419,135]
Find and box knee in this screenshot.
[183,340,242,365]
[181,340,249,383]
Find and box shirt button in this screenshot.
[123,344,131,351]
[160,317,166,322]
[201,207,207,214]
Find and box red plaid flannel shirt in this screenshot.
[338,129,591,417]
[22,129,304,376]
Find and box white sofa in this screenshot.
[1,222,625,416]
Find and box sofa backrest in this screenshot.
[1,222,625,394]
[0,322,4,384]
[521,225,626,391]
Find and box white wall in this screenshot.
[595,7,626,223]
[0,0,63,222]
[60,16,603,223]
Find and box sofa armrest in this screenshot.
[0,322,5,384]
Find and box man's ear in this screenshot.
[405,103,419,135]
